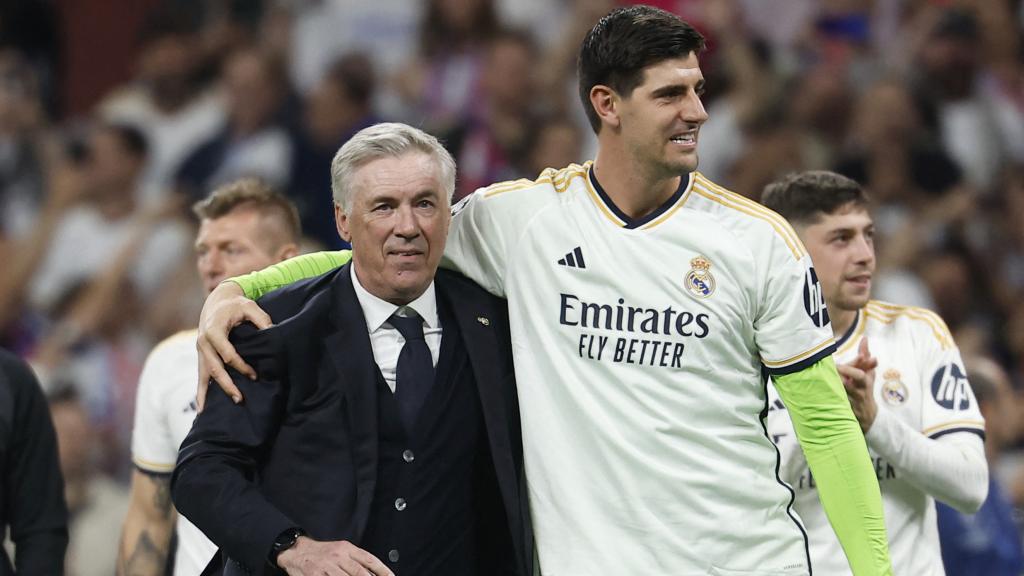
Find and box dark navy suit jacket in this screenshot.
[172,265,532,576]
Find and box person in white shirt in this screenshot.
[117,179,300,575]
[762,170,988,576]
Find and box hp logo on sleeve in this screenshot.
[803,267,830,327]
[931,363,971,410]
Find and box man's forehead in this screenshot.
[815,204,873,229]
[638,53,703,83]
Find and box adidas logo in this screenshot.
[557,246,586,269]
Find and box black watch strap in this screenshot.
[269,527,306,566]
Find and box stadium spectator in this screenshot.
[290,53,378,249]
[444,29,540,199]
[395,0,499,133]
[27,122,189,316]
[51,385,130,576]
[0,348,67,575]
[176,47,293,199]
[100,5,225,205]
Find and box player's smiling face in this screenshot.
[618,53,708,176]
[799,204,875,313]
[336,152,450,305]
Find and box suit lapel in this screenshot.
[324,264,380,539]
[436,273,519,499]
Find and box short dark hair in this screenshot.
[577,5,705,133]
[760,171,870,226]
[192,178,301,243]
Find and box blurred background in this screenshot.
[2,0,1024,573]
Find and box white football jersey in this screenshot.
[444,164,836,575]
[767,300,985,576]
[131,330,218,576]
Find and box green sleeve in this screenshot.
[774,356,892,576]
[230,250,352,300]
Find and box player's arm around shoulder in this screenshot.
[775,357,893,575]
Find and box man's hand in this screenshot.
[196,281,272,411]
[276,537,394,576]
[838,338,879,433]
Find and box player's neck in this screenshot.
[830,307,858,340]
[592,152,681,220]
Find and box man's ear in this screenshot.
[277,243,300,261]
[590,85,621,129]
[335,203,352,243]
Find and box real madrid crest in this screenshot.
[685,255,716,298]
[881,368,908,406]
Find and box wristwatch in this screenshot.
[269,527,306,566]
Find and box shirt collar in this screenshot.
[350,263,439,333]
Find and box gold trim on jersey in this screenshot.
[580,167,694,229]
[691,174,806,260]
[835,309,868,356]
[638,175,694,230]
[922,420,986,437]
[862,301,954,349]
[132,456,177,473]
[762,336,836,368]
[481,162,589,199]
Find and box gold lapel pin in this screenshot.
[476,316,490,326]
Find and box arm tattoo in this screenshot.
[120,532,170,576]
[152,476,173,518]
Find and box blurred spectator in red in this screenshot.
[396,0,499,133]
[445,29,540,199]
[175,46,293,199]
[100,4,225,205]
[50,385,129,576]
[290,53,379,249]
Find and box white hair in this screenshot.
[330,122,457,212]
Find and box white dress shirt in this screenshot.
[351,266,442,393]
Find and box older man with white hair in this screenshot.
[171,123,531,576]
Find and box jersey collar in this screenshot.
[587,167,692,229]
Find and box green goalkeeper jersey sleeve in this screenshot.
[774,356,893,576]
[231,250,351,299]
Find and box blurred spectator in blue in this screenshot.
[100,4,225,205]
[289,52,377,249]
[937,356,1024,576]
[175,46,292,199]
[444,29,539,199]
[396,0,499,134]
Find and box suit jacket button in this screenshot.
[395,497,407,511]
[389,549,400,562]
[402,449,415,462]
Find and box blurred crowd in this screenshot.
[2,0,1024,573]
